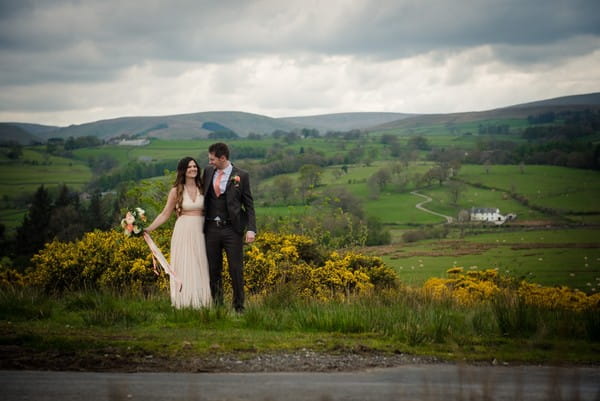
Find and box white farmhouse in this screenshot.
[469,207,516,225]
[118,138,150,146]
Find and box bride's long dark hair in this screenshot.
[173,156,203,216]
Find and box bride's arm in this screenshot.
[145,187,177,232]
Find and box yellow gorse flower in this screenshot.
[425,268,599,311]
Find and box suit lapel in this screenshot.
[206,167,217,195]
[225,166,238,193]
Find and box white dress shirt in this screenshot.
[213,162,233,195]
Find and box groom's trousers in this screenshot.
[205,222,245,311]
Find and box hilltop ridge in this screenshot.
[1,92,598,143]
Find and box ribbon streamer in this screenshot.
[143,232,182,292]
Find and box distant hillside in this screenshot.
[506,92,600,109]
[37,111,310,140]
[0,123,44,144]
[2,111,418,141]
[370,92,600,132]
[280,112,415,132]
[2,92,599,141]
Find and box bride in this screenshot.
[145,156,212,308]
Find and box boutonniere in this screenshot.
[231,175,241,187]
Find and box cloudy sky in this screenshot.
[1,0,599,126]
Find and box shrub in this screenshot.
[28,229,170,293]
[25,230,398,302]
[423,267,600,312]
[240,233,399,301]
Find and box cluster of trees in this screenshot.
[5,184,118,268]
[46,136,103,156]
[0,141,23,159]
[527,109,600,127]
[91,160,178,190]
[64,136,103,150]
[478,124,511,135]
[463,137,600,170]
[259,185,391,247]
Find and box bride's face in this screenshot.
[185,160,198,178]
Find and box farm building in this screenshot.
[470,207,516,225]
[118,138,149,146]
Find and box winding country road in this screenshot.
[410,190,454,223]
[2,364,599,401]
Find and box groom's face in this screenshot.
[208,152,228,170]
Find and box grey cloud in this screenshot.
[2,0,599,61]
[0,0,598,116]
[322,1,600,59]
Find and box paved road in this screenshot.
[410,191,454,223]
[2,364,599,401]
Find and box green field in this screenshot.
[2,138,600,295]
[459,164,600,213]
[71,138,354,166]
[375,118,529,140]
[0,149,92,196]
[375,228,600,292]
[257,162,599,228]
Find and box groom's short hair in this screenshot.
[209,142,230,159]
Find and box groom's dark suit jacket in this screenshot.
[203,165,256,235]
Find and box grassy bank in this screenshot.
[1,286,598,368]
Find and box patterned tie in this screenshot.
[214,169,224,197]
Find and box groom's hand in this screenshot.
[245,231,256,243]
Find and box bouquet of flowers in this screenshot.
[120,207,147,237]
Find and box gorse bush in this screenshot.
[7,230,599,342]
[28,230,171,293]
[231,232,399,301]
[423,267,600,312]
[22,229,399,301]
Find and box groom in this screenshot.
[203,142,256,312]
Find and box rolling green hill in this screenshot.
[0,123,43,144]
[40,111,306,140]
[370,92,600,133]
[3,92,598,142]
[281,112,414,132]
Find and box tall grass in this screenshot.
[1,286,597,360]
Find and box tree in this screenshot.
[407,135,430,150]
[273,176,295,204]
[15,185,52,262]
[447,180,466,205]
[298,164,322,203]
[430,165,449,186]
[48,184,85,242]
[321,187,365,218]
[298,164,323,188]
[87,190,111,231]
[391,174,409,193]
[5,141,22,159]
[380,134,398,146]
[55,184,75,208]
[366,216,391,246]
[48,205,85,242]
[365,148,379,166]
[369,169,392,191]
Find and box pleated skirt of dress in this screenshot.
[169,215,212,308]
